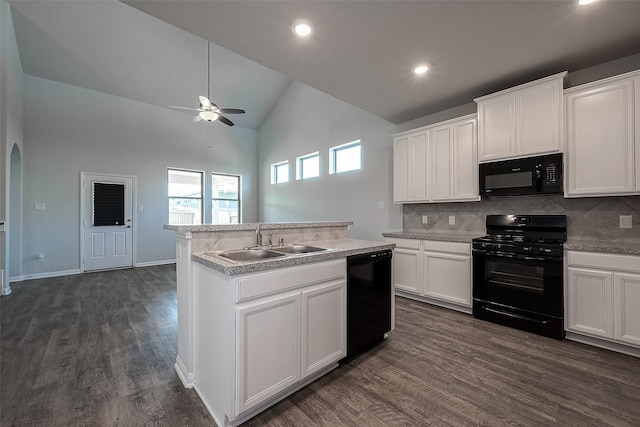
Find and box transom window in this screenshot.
[330,140,361,174]
[212,173,241,224]
[271,161,290,184]
[168,169,203,225]
[296,152,320,180]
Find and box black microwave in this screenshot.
[479,153,563,197]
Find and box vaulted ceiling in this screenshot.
[10,1,640,131]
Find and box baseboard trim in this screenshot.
[10,262,177,283]
[565,331,640,358]
[174,356,195,388]
[395,290,473,315]
[11,269,83,282]
[135,259,176,268]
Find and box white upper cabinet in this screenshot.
[392,114,479,204]
[475,72,566,162]
[393,131,429,203]
[565,70,640,197]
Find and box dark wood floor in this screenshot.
[2,265,639,426]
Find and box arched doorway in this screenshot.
[5,143,22,294]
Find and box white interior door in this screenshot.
[82,173,134,271]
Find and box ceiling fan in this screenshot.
[168,42,245,126]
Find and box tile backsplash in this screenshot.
[403,195,640,242]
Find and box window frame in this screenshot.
[296,151,320,180]
[329,140,362,174]
[167,168,204,225]
[211,172,241,224]
[271,161,290,184]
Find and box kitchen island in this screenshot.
[165,222,394,426]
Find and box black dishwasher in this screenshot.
[343,249,393,362]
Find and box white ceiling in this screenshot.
[10,0,640,130]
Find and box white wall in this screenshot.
[21,75,258,277]
[258,81,401,241]
[1,0,24,292]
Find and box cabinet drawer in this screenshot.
[384,237,420,250]
[423,240,470,255]
[235,259,346,303]
[567,251,640,274]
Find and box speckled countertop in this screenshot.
[382,231,482,243]
[192,239,394,275]
[564,240,640,255]
[165,221,353,233]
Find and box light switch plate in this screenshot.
[422,215,428,224]
[620,215,632,229]
[378,201,386,209]
[449,215,455,225]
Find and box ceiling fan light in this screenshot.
[199,111,219,122]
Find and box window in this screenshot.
[330,140,361,174]
[212,173,241,224]
[296,152,320,180]
[271,161,290,184]
[168,169,203,225]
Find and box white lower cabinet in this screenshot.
[193,259,346,426]
[424,248,471,307]
[614,273,640,347]
[387,238,420,294]
[566,267,614,338]
[236,293,301,415]
[385,237,471,313]
[566,251,640,354]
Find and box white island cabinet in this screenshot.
[194,259,346,425]
[165,221,394,427]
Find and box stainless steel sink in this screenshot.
[272,245,328,254]
[215,249,286,262]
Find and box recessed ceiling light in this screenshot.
[292,19,313,37]
[578,0,597,5]
[414,64,430,75]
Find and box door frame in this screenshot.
[80,171,137,272]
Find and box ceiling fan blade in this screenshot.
[218,115,235,126]
[199,96,212,108]
[192,114,202,122]
[167,105,198,111]
[219,108,246,115]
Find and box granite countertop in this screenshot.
[382,231,482,243]
[165,221,353,233]
[192,238,395,275]
[564,239,640,255]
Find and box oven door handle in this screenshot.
[473,250,561,263]
[483,306,549,325]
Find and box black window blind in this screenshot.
[93,182,125,226]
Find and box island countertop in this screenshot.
[164,221,353,233]
[192,238,394,275]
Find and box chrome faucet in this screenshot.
[255,224,263,246]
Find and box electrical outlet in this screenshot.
[422,215,428,224]
[36,253,44,262]
[34,203,45,211]
[620,215,632,229]
[449,215,456,225]
[378,201,386,209]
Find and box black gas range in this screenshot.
[472,215,567,340]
